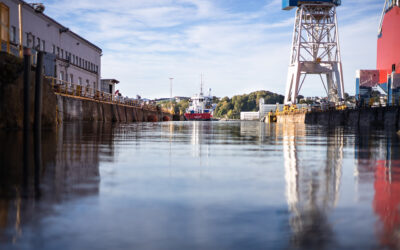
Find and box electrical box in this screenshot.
[282,0,341,10]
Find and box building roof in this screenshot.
[101,79,120,84]
[16,0,102,52]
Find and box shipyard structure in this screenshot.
[260,0,400,128]
[356,0,400,106]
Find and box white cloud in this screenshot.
[42,0,383,98]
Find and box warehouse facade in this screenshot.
[1,0,102,91]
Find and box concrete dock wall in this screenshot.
[277,107,400,129]
[0,52,173,130]
[56,95,172,124]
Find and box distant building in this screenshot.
[240,112,260,121]
[1,0,102,90]
[154,96,190,103]
[101,79,119,95]
[174,96,190,102]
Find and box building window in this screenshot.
[52,45,55,54]
[79,58,81,67]
[26,33,30,47]
[72,55,75,64]
[36,37,40,50]
[57,47,60,56]
[86,79,89,87]
[59,71,64,81]
[65,73,68,83]
[10,26,16,43]
[78,77,82,85]
[31,35,35,49]
[61,49,64,59]
[70,74,73,83]
[41,40,45,51]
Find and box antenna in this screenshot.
[200,74,204,95]
[169,77,174,101]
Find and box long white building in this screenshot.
[1,0,102,90]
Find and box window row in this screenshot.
[16,31,99,75]
[52,45,99,73]
[58,71,97,89]
[24,31,46,52]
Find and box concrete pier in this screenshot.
[276,107,400,129]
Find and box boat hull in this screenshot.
[184,113,212,121]
[377,5,400,83]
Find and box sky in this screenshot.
[42,0,384,99]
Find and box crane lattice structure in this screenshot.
[284,0,344,104]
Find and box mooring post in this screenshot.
[34,51,44,199]
[23,48,32,130]
[34,51,44,131]
[23,48,31,197]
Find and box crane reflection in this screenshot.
[280,124,343,248]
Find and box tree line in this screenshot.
[158,90,284,119]
[213,91,284,119]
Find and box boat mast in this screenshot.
[200,74,204,96]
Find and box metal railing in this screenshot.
[46,76,172,114]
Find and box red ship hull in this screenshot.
[377,6,400,83]
[184,113,212,121]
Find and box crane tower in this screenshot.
[283,0,344,104]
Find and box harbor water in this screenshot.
[0,121,399,249]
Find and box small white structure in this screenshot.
[101,79,119,95]
[240,112,260,121]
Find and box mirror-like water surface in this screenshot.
[0,121,400,250]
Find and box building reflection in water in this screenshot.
[279,123,343,248]
[355,130,400,249]
[0,122,114,245]
[189,121,213,159]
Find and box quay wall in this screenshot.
[0,52,173,130]
[56,95,172,123]
[0,53,57,130]
[277,107,400,128]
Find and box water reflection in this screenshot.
[0,122,113,245]
[355,129,400,249]
[278,124,343,249]
[1,121,400,249]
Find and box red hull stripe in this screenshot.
[184,113,212,120]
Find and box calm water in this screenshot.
[0,121,400,250]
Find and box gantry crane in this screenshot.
[283,0,345,104]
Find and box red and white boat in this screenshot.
[184,77,214,121]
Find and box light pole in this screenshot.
[169,77,174,101]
